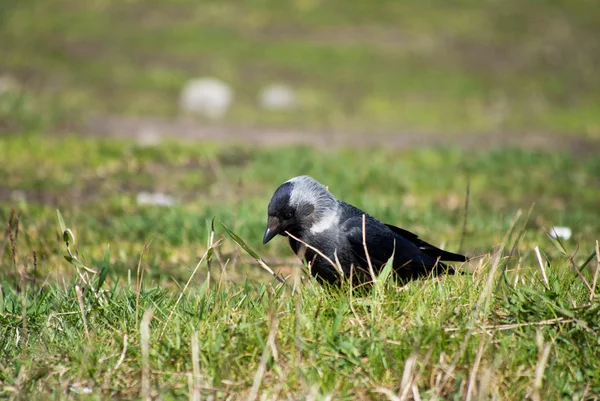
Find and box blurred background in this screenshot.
[2,0,599,138]
[1,0,600,283]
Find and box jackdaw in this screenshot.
[263,176,467,286]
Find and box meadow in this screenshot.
[1,135,599,399]
[2,0,600,398]
[1,0,600,136]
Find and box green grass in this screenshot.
[1,0,600,135]
[1,135,600,399]
[2,1,599,396]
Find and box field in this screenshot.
[2,0,600,136]
[1,136,599,399]
[2,0,600,399]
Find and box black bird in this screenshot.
[263,176,467,286]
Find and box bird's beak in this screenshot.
[263,216,282,244]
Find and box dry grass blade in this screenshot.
[135,242,151,330]
[591,240,600,301]
[534,246,549,289]
[191,332,201,401]
[506,208,525,258]
[361,214,377,284]
[532,332,552,401]
[114,334,128,370]
[444,317,574,333]
[19,263,28,345]
[206,218,216,292]
[159,240,221,341]
[75,285,89,340]
[286,231,344,279]
[399,354,417,401]
[140,308,154,401]
[372,388,401,401]
[546,232,592,292]
[478,366,494,400]
[347,264,367,332]
[412,385,422,401]
[247,312,279,401]
[434,243,505,397]
[465,338,486,401]
[221,222,285,284]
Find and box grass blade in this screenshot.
[96,244,110,292]
[220,222,261,260]
[378,247,395,285]
[220,221,285,284]
[56,209,66,234]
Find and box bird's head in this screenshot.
[263,176,338,244]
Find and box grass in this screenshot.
[1,134,600,399]
[1,0,600,135]
[2,2,599,396]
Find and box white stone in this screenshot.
[10,190,26,202]
[549,226,572,240]
[179,77,233,119]
[136,191,175,207]
[258,84,296,110]
[0,75,19,95]
[136,126,163,146]
[69,384,93,394]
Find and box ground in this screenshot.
[1,136,600,399]
[1,0,600,399]
[1,0,600,136]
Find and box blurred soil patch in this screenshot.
[83,115,600,155]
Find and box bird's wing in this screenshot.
[384,224,467,262]
[341,216,427,270]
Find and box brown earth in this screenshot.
[83,115,600,154]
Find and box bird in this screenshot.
[262,175,467,286]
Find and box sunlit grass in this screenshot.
[1,203,598,399]
[0,135,599,398]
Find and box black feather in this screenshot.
[264,176,468,286]
[384,224,468,262]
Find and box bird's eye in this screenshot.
[284,211,293,219]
